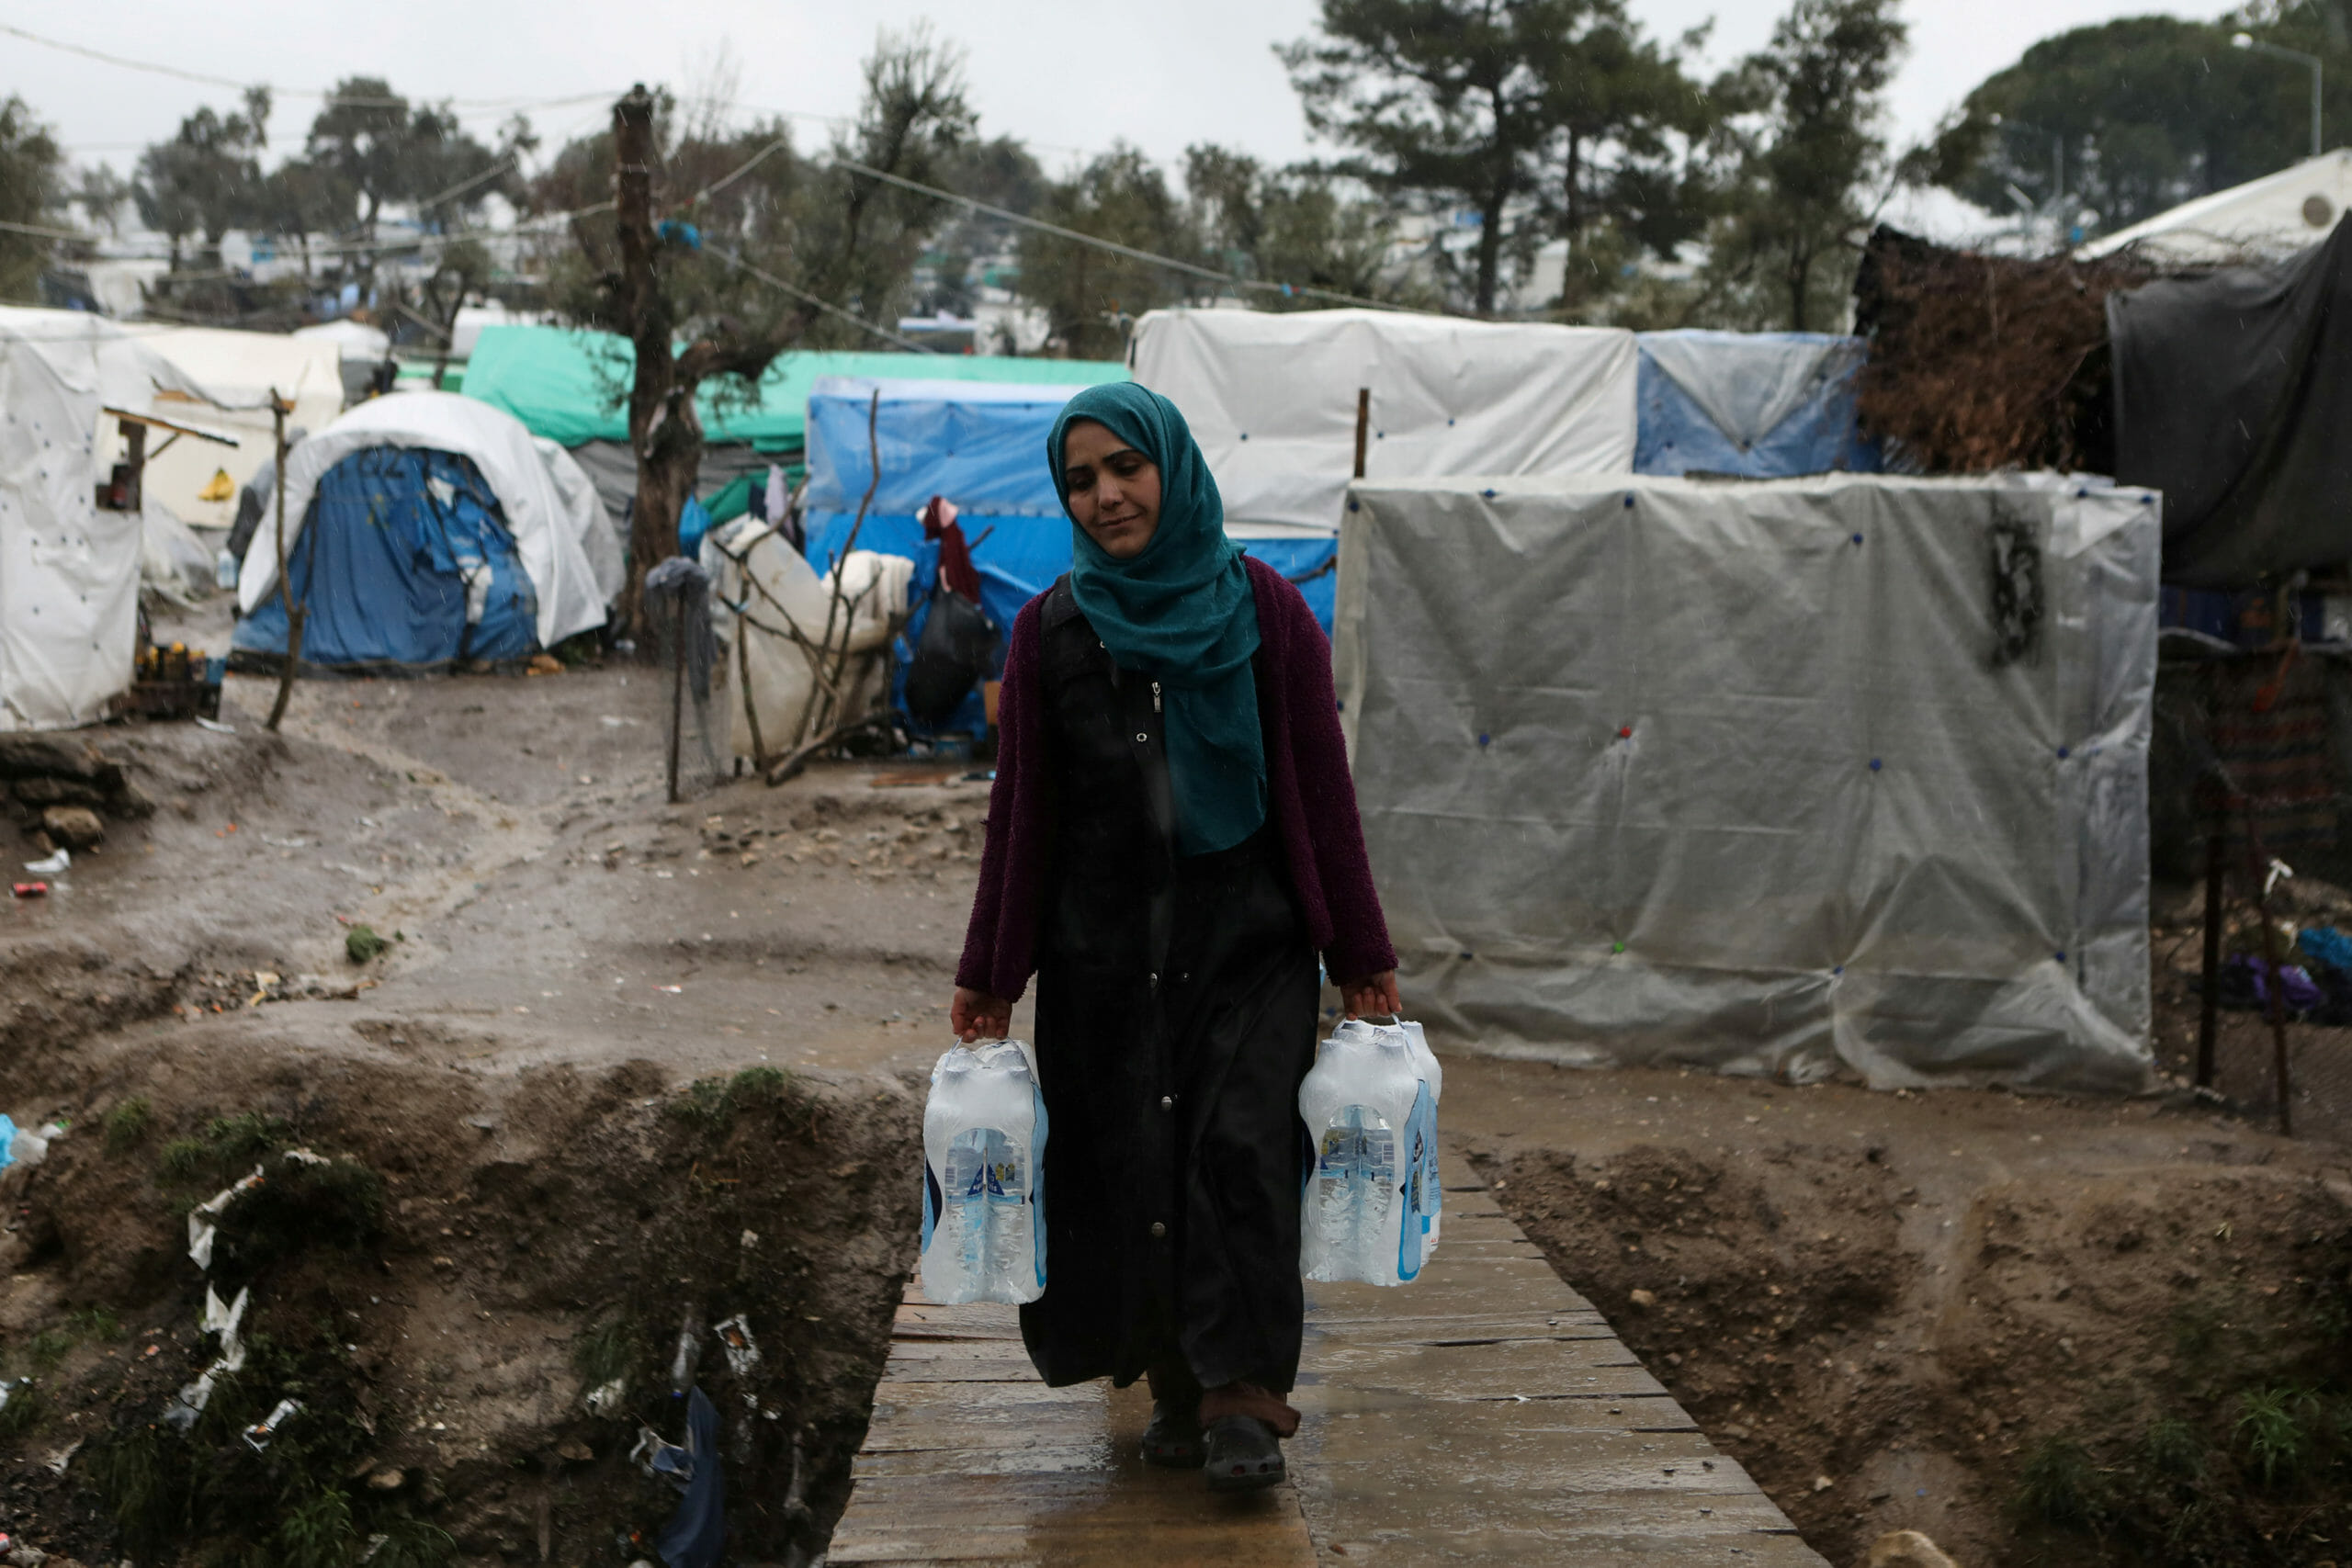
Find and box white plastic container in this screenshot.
[1298,1019,1442,1285]
[920,1039,1048,1304]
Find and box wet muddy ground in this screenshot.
[4,597,2349,1568]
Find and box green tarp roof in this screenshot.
[461,324,1128,451]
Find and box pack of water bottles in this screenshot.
[919,1039,1049,1304]
[1298,1018,1442,1286]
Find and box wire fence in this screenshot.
[2150,647,2352,1145]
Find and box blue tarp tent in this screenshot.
[800,378,1340,682]
[233,447,538,670]
[1634,331,1880,478]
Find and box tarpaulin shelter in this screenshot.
[1633,331,1878,478]
[2084,149,2352,267]
[235,391,619,670]
[793,374,1354,741]
[115,326,344,529]
[2109,219,2352,589]
[0,308,240,728]
[293,320,392,405]
[1333,471,2160,1090]
[459,324,1126,525]
[800,378,1105,640]
[1134,308,1638,530]
[1131,308,1638,607]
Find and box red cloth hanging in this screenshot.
[922,495,983,603]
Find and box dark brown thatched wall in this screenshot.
[1852,225,2159,475]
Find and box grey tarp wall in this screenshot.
[565,439,774,530]
[1332,473,2160,1090]
[2110,218,2352,588]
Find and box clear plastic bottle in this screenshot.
[1298,1020,1442,1284]
[921,1039,1047,1304]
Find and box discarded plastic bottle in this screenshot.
[216,550,238,592]
[921,1039,1047,1304]
[1299,1019,1442,1285]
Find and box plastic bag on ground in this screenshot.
[921,1039,1048,1304]
[1299,1018,1442,1286]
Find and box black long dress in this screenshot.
[1018,579,1322,1397]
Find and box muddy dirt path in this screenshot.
[2,615,1008,1568]
[7,602,2351,1568]
[1454,1059,2352,1567]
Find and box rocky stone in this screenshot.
[367,1467,406,1492]
[1627,1288,1657,1310]
[554,1440,593,1463]
[40,807,104,850]
[108,779,157,819]
[1868,1529,1960,1568]
[8,1543,51,1568]
[11,777,105,808]
[0,734,103,781]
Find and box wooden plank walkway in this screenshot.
[829,1149,1826,1567]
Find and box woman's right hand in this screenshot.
[952,987,1013,1043]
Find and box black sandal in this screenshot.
[1142,1399,1204,1467]
[1202,1414,1285,1492]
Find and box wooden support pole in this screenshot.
[2244,814,2294,1137]
[264,394,301,732]
[1351,388,1371,480]
[2197,794,2224,1088]
[667,607,686,805]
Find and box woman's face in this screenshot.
[1060,418,1161,559]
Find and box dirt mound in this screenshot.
[0,1039,920,1568]
[1490,1138,2352,1566]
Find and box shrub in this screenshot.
[104,1096,153,1155]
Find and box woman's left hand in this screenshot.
[1339,970,1400,1021]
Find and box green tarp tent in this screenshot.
[460,325,1128,452]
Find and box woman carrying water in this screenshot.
[952,381,1398,1493]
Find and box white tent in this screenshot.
[0,308,235,729]
[1129,307,1637,536]
[238,390,616,649]
[291,319,390,361]
[117,326,343,528]
[293,320,392,402]
[2081,149,2352,265]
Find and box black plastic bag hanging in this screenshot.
[904,587,997,727]
[645,556,721,802]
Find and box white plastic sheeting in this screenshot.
[532,436,624,608]
[712,519,913,761]
[240,390,611,648]
[1130,308,1635,535]
[115,326,343,527]
[1333,472,2160,1091]
[0,308,231,730]
[2082,148,2352,265]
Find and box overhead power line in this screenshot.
[708,247,939,354]
[0,21,622,110]
[829,155,1430,315]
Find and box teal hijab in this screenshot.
[1049,383,1266,856]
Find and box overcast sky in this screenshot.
[7,0,2240,183]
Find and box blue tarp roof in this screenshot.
[802,376,1336,641]
[805,377,1090,515]
[1634,330,1879,478]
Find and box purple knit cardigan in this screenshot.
[956,556,1397,1001]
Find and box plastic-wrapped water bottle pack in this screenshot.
[920,1039,1049,1305]
[1298,1018,1443,1286]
